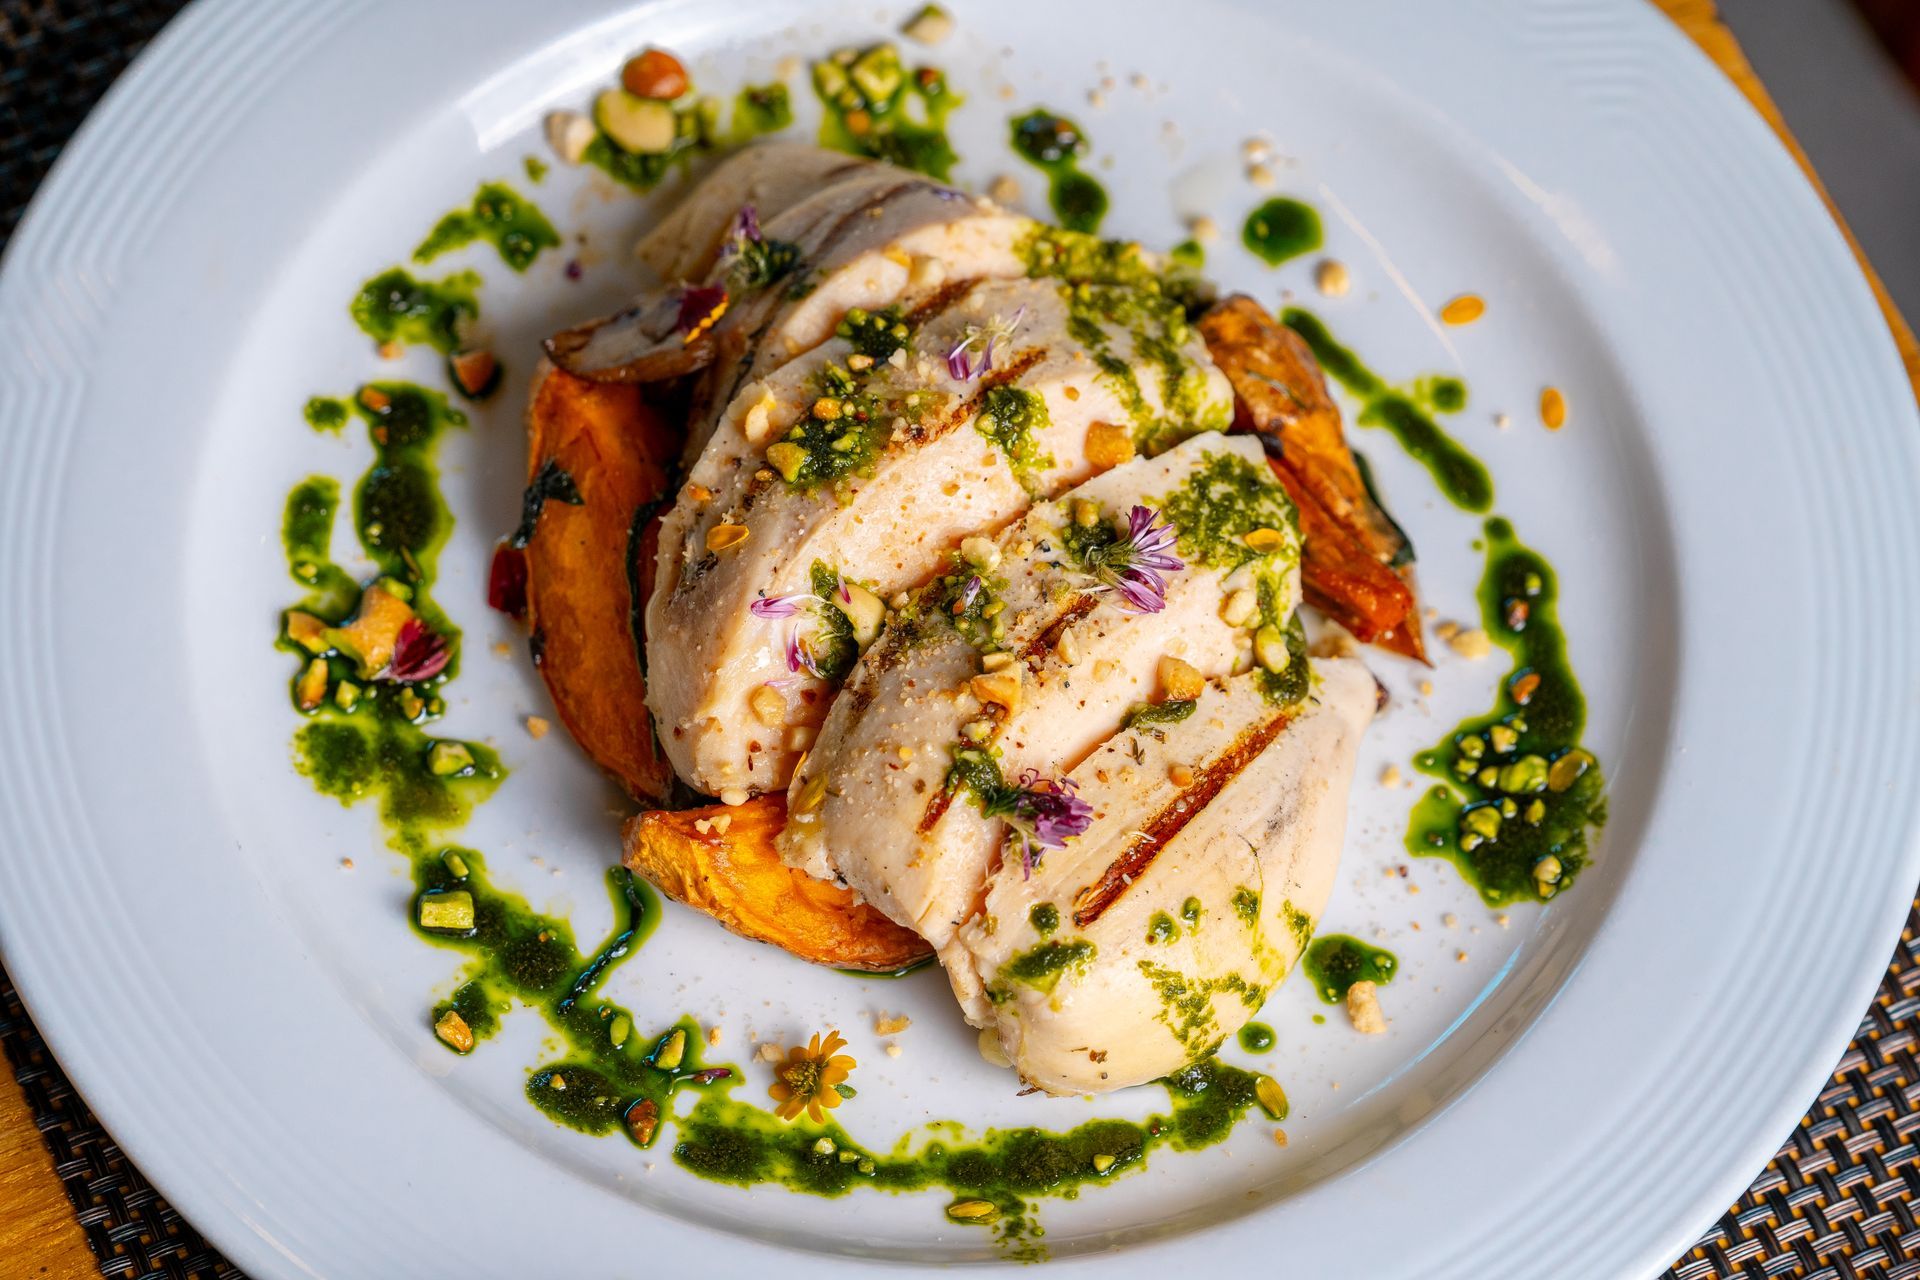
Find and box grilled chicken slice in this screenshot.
[631,142,870,284]
[780,435,1303,991]
[647,276,1233,796]
[954,658,1376,1093]
[549,148,1035,462]
[1198,295,1427,661]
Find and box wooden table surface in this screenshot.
[2,2,1914,1276]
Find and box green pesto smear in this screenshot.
[1407,518,1606,905]
[672,1057,1268,1243]
[285,382,494,835]
[974,385,1053,487]
[1009,109,1108,233]
[414,181,560,272]
[1282,308,1492,512]
[1018,226,1223,455]
[766,308,915,491]
[1154,451,1309,705]
[1238,1022,1275,1053]
[303,396,348,433]
[812,43,959,180]
[1242,198,1322,267]
[1302,935,1398,1004]
[734,83,794,138]
[414,855,734,1139]
[350,268,479,354]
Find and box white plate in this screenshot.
[3,0,1918,1275]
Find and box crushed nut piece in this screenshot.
[988,174,1022,206]
[1447,628,1493,659]
[1158,655,1204,702]
[874,1013,912,1035]
[1168,763,1195,789]
[1379,764,1402,788]
[525,715,550,739]
[706,523,749,553]
[1346,979,1387,1034]
[1189,214,1220,243]
[1085,420,1135,469]
[1315,259,1351,297]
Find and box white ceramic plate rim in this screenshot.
[2,0,1918,1276]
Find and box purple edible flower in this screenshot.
[749,593,811,619]
[1002,769,1095,877]
[674,284,729,338]
[1085,505,1184,614]
[958,575,983,611]
[732,202,762,244]
[945,306,1027,382]
[786,630,822,677]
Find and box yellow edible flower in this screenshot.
[769,1029,856,1123]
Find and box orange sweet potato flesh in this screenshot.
[624,795,933,972]
[1198,295,1427,663]
[524,363,679,802]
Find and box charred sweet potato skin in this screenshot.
[624,795,932,971]
[1198,295,1427,661]
[523,362,679,801]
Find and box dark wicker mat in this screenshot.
[1,3,1916,1277]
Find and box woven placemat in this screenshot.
[2,3,1917,1277]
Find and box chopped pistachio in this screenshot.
[417,889,475,932]
[1255,1074,1289,1120]
[1496,755,1550,794]
[1487,724,1517,754]
[946,1199,1000,1223]
[296,657,329,712]
[1092,1153,1116,1173]
[1524,799,1547,825]
[428,741,476,777]
[332,681,360,712]
[653,1027,687,1070]
[285,610,330,653]
[1462,806,1501,840]
[1548,749,1593,793]
[442,850,470,879]
[1253,624,1290,674]
[766,441,807,482]
[1459,734,1486,760]
[610,1014,632,1048]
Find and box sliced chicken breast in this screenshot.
[648,275,1233,796]
[780,435,1304,986]
[954,658,1375,1093]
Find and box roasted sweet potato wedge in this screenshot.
[624,795,933,972]
[523,362,680,801]
[1198,294,1428,662]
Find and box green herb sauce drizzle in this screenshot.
[350,268,479,354]
[1009,109,1108,233]
[1281,308,1492,512]
[414,181,560,272]
[1406,518,1606,904]
[1301,935,1398,1004]
[1242,198,1323,267]
[812,44,959,179]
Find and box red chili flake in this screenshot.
[686,1067,732,1084]
[488,543,528,619]
[674,284,729,342]
[564,259,583,281]
[625,1098,660,1147]
[387,618,452,683]
[1510,671,1542,706]
[1504,597,1531,631]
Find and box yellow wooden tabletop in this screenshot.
[2,2,1914,1276]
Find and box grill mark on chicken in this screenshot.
[906,277,982,325]
[917,787,956,835]
[1019,595,1097,669]
[1069,707,1294,928]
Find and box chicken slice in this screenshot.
[955,658,1376,1093]
[780,434,1304,984]
[647,275,1233,796]
[631,142,872,284]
